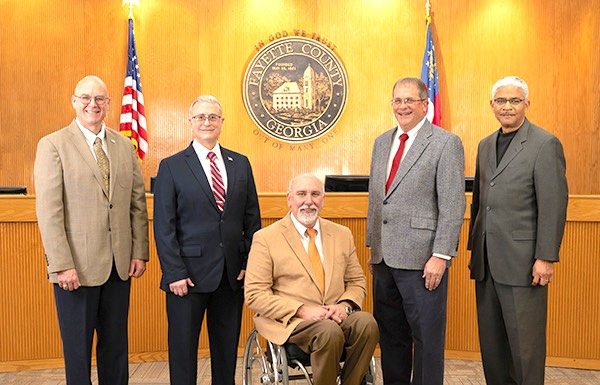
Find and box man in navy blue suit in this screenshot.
[153,95,261,385]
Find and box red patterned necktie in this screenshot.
[207,151,226,211]
[385,133,409,193]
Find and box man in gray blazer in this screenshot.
[468,76,568,385]
[35,75,149,385]
[367,77,465,385]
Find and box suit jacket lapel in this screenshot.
[386,121,432,197]
[221,147,236,212]
[373,129,395,199]
[320,219,335,296]
[487,130,499,174]
[491,120,529,180]
[280,214,323,296]
[105,129,119,200]
[66,122,109,198]
[183,144,220,212]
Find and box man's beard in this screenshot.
[297,206,319,227]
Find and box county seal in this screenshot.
[243,36,348,143]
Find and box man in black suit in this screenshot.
[153,95,261,385]
[468,76,568,385]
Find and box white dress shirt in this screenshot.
[76,119,108,161]
[192,140,228,193]
[290,214,325,263]
[385,116,427,178]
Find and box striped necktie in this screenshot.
[93,137,110,193]
[207,151,226,211]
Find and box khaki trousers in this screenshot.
[288,311,379,385]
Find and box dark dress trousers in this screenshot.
[153,143,261,385]
[468,120,568,385]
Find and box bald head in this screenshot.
[74,75,108,97]
[72,75,110,134]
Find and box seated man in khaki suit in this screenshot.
[245,174,379,385]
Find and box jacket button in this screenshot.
[219,242,223,247]
[109,204,113,209]
[383,220,388,224]
[486,206,491,211]
[490,182,495,187]
[383,201,388,205]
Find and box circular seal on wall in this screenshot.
[243,37,348,143]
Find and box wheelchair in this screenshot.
[242,329,376,385]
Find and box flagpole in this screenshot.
[425,0,431,25]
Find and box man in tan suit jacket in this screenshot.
[34,75,149,385]
[245,174,379,385]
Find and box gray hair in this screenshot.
[392,77,428,100]
[491,76,529,100]
[287,174,324,194]
[188,95,223,117]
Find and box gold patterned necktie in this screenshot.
[93,137,110,193]
[306,228,325,293]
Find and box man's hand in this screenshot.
[295,305,333,321]
[422,256,446,291]
[532,259,554,286]
[57,268,80,291]
[324,304,349,324]
[237,269,246,280]
[128,259,146,278]
[169,278,195,297]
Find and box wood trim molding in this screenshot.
[1,194,599,222]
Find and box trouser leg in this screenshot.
[96,266,131,385]
[476,275,519,385]
[373,263,412,385]
[496,283,548,385]
[392,269,447,385]
[166,291,207,385]
[339,311,379,385]
[206,273,244,385]
[288,319,345,385]
[54,284,99,385]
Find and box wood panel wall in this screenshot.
[0,0,598,194]
[1,194,599,372]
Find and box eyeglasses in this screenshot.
[493,98,525,106]
[190,114,222,123]
[391,98,426,106]
[74,94,110,106]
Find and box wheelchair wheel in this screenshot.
[361,356,377,385]
[243,329,289,384]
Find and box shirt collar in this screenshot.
[290,213,321,238]
[396,116,427,140]
[192,140,223,161]
[76,118,106,146]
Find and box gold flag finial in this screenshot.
[122,0,139,19]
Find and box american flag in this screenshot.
[119,18,147,161]
[420,16,441,127]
